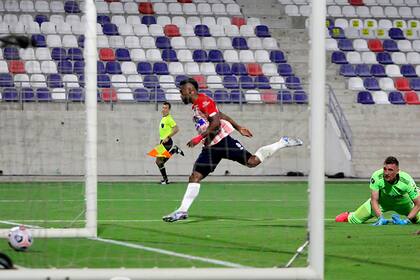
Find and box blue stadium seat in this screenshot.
[383,39,399,52]
[363,77,380,91]
[47,74,63,88]
[143,75,160,89]
[338,39,354,51]
[239,75,255,89]
[194,25,211,37]
[370,64,386,77]
[22,87,35,101]
[149,88,166,101]
[133,88,150,102]
[409,78,420,90]
[78,35,85,48]
[230,90,246,103]
[339,64,356,77]
[64,1,81,13]
[388,28,405,40]
[137,62,153,75]
[51,48,67,61]
[357,91,375,104]
[4,47,19,60]
[31,34,47,47]
[155,36,172,49]
[254,75,271,89]
[175,75,189,87]
[213,89,230,103]
[78,74,84,87]
[36,87,51,101]
[58,60,73,74]
[115,48,131,61]
[97,15,111,26]
[68,48,84,61]
[355,64,371,77]
[270,50,286,63]
[285,76,302,90]
[105,61,122,74]
[97,74,111,88]
[388,91,405,104]
[103,23,119,35]
[232,63,247,76]
[161,49,178,62]
[215,63,232,75]
[223,76,239,89]
[200,89,213,98]
[141,16,156,26]
[400,64,417,77]
[2,87,18,101]
[96,61,105,74]
[35,15,49,26]
[192,50,208,62]
[68,88,84,101]
[331,51,348,64]
[232,37,249,50]
[293,90,308,104]
[255,25,271,37]
[0,73,14,87]
[208,50,224,62]
[153,62,169,75]
[277,90,293,104]
[376,52,393,64]
[277,63,294,76]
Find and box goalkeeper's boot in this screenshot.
[280,136,303,147]
[172,145,185,156]
[162,211,188,222]
[335,212,349,222]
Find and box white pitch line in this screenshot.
[92,237,249,268]
[0,220,42,228]
[0,199,312,203]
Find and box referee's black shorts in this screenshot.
[193,135,252,178]
[160,138,173,151]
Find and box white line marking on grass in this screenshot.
[0,220,42,228]
[92,237,249,268]
[0,198,312,203]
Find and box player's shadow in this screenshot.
[183,215,305,228]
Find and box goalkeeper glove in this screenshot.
[391,214,411,225]
[372,215,389,226]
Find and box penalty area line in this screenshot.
[92,237,250,268]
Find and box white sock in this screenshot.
[178,183,200,212]
[255,140,286,163]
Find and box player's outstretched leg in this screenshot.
[162,181,201,222]
[255,136,303,163]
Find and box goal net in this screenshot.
[0,0,324,279]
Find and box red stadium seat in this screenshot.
[231,17,246,28]
[404,91,420,104]
[99,48,116,61]
[164,24,180,37]
[101,88,117,102]
[138,2,154,14]
[178,0,192,3]
[261,90,277,104]
[247,63,263,76]
[367,39,383,52]
[192,75,207,89]
[395,78,411,91]
[349,0,364,6]
[8,60,25,74]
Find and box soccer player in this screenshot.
[156,101,184,185]
[162,78,303,222]
[336,156,420,225]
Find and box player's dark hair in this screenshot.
[179,78,199,91]
[163,101,171,109]
[384,156,399,166]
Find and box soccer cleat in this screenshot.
[335,212,349,222]
[172,145,184,156]
[280,136,303,147]
[160,179,170,185]
[162,211,188,222]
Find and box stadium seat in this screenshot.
[239,75,255,89]
[195,25,211,37]
[355,64,371,77]
[99,49,116,61]
[0,73,14,88]
[68,48,83,61]
[229,63,246,76]
[363,77,380,91]
[270,76,286,89]
[155,37,172,49]
[255,25,271,37]
[133,88,149,102]
[136,62,152,75]
[47,74,63,88]
[36,87,52,101]
[338,39,354,51]
[8,61,25,74]
[161,49,178,62]
[400,64,417,77]
[64,1,81,13]
[384,64,401,77]
[164,24,180,37]
[285,76,302,90]
[100,88,117,102]
[255,75,271,89]
[293,90,308,104]
[139,2,154,14]
[4,47,20,60]
[379,77,395,91]
[153,62,169,75]
[193,50,208,63]
[21,87,35,101]
[232,37,249,50]
[141,16,157,26]
[376,52,393,64]
[395,77,411,91]
[389,28,405,40]
[404,90,420,104]
[159,75,176,89]
[191,75,206,89]
[230,90,246,103]
[340,64,356,77]
[388,91,405,104]
[357,91,374,104]
[127,75,143,88]
[368,39,384,52]
[383,39,399,52]
[216,63,232,76]
[277,63,294,76]
[246,63,262,76]
[111,75,128,88]
[409,78,420,90]
[213,89,230,103]
[96,74,110,88]
[277,90,293,104]
[68,88,84,101]
[231,17,246,28]
[40,61,57,74]
[96,61,105,74]
[331,51,348,64]
[371,90,390,104]
[105,61,122,74]
[62,74,79,88]
[208,50,225,63]
[143,75,160,89]
[168,62,184,76]
[391,52,407,64]
[2,87,18,101]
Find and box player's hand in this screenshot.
[391,214,411,225]
[372,216,389,226]
[187,135,203,148]
[238,127,253,137]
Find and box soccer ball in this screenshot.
[8,225,33,251]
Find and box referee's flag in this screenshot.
[147,144,171,158]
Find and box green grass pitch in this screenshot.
[0,181,418,279]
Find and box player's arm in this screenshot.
[219,111,253,137]
[407,196,420,223]
[187,113,221,147]
[370,190,382,218]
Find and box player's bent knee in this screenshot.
[246,156,261,168]
[189,171,203,183]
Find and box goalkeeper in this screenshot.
[336,156,420,225]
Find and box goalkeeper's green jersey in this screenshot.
[369,169,419,201]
